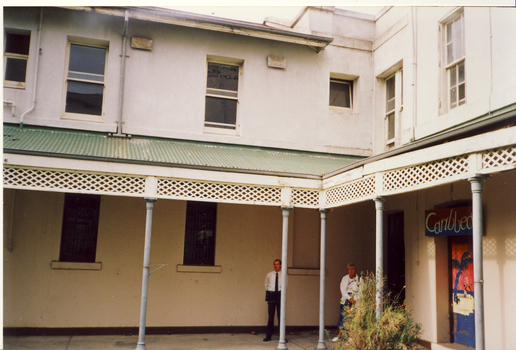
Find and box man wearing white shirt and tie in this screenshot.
[263,259,287,342]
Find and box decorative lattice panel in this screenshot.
[157,178,282,204]
[383,155,469,192]
[3,166,146,195]
[291,189,320,207]
[483,145,516,169]
[325,176,375,207]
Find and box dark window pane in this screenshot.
[65,81,103,115]
[458,61,465,83]
[183,202,217,266]
[330,80,352,108]
[4,57,27,82]
[60,194,101,263]
[458,83,466,101]
[207,63,239,91]
[387,112,395,140]
[69,44,106,76]
[205,97,237,127]
[5,33,30,55]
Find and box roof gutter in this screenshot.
[323,104,516,179]
[61,6,334,52]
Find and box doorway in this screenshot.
[387,211,405,302]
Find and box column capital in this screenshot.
[373,196,386,209]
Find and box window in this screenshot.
[330,78,353,108]
[384,68,403,146]
[445,11,465,109]
[4,30,31,89]
[59,193,101,263]
[205,61,239,130]
[183,201,217,266]
[64,42,107,117]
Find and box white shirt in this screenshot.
[264,270,288,291]
[340,274,361,304]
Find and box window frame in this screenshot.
[439,9,466,115]
[203,58,242,135]
[62,38,108,122]
[382,67,403,148]
[183,201,218,266]
[4,29,31,89]
[329,78,354,109]
[59,193,101,264]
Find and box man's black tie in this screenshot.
[275,272,278,292]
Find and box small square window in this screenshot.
[59,193,101,263]
[330,79,353,108]
[183,201,217,266]
[64,42,107,117]
[205,62,239,130]
[4,31,31,89]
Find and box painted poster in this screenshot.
[451,235,475,348]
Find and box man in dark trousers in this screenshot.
[263,259,287,342]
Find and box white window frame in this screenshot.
[61,38,108,122]
[4,29,31,89]
[384,68,403,147]
[203,56,243,136]
[445,11,465,110]
[439,8,465,115]
[329,78,353,109]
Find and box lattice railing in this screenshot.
[325,176,375,207]
[483,145,516,169]
[157,178,282,205]
[3,166,146,195]
[292,188,320,208]
[382,155,469,193]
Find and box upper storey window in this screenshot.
[4,30,31,89]
[64,41,107,119]
[330,78,353,109]
[445,12,465,109]
[205,61,239,131]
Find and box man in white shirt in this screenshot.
[263,259,286,342]
[333,263,360,342]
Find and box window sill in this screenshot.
[61,112,104,123]
[51,261,102,270]
[176,265,222,273]
[203,125,239,137]
[4,82,26,89]
[288,268,320,276]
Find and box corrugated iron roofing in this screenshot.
[3,124,362,178]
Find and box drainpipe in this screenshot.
[373,197,386,319]
[277,206,292,350]
[315,209,329,350]
[19,8,43,128]
[135,197,157,350]
[113,9,129,137]
[411,7,418,142]
[468,176,487,350]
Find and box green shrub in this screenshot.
[331,272,422,350]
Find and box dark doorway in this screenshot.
[387,211,405,302]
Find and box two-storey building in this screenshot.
[4,6,516,350]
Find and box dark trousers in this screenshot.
[266,300,281,337]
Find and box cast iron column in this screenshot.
[315,209,329,350]
[135,197,157,350]
[373,197,385,319]
[469,176,487,350]
[277,206,291,350]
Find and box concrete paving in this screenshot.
[3,331,327,350]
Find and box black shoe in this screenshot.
[285,338,288,343]
[263,337,271,342]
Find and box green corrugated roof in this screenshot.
[3,124,363,178]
